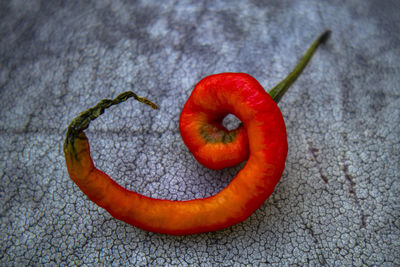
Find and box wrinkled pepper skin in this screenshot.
[64,73,287,235]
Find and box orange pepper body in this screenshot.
[64,73,288,235]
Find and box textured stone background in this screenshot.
[1,0,399,265]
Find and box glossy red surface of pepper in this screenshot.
[63,31,330,235]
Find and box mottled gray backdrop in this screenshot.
[1,0,399,266]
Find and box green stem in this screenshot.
[64,91,158,149]
[268,30,331,103]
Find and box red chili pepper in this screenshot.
[63,31,330,235]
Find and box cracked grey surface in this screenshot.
[1,0,399,266]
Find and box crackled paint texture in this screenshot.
[1,0,399,265]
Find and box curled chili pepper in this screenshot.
[64,31,330,235]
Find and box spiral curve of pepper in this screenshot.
[63,31,330,235]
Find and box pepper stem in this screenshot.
[64,91,158,149]
[268,30,331,103]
